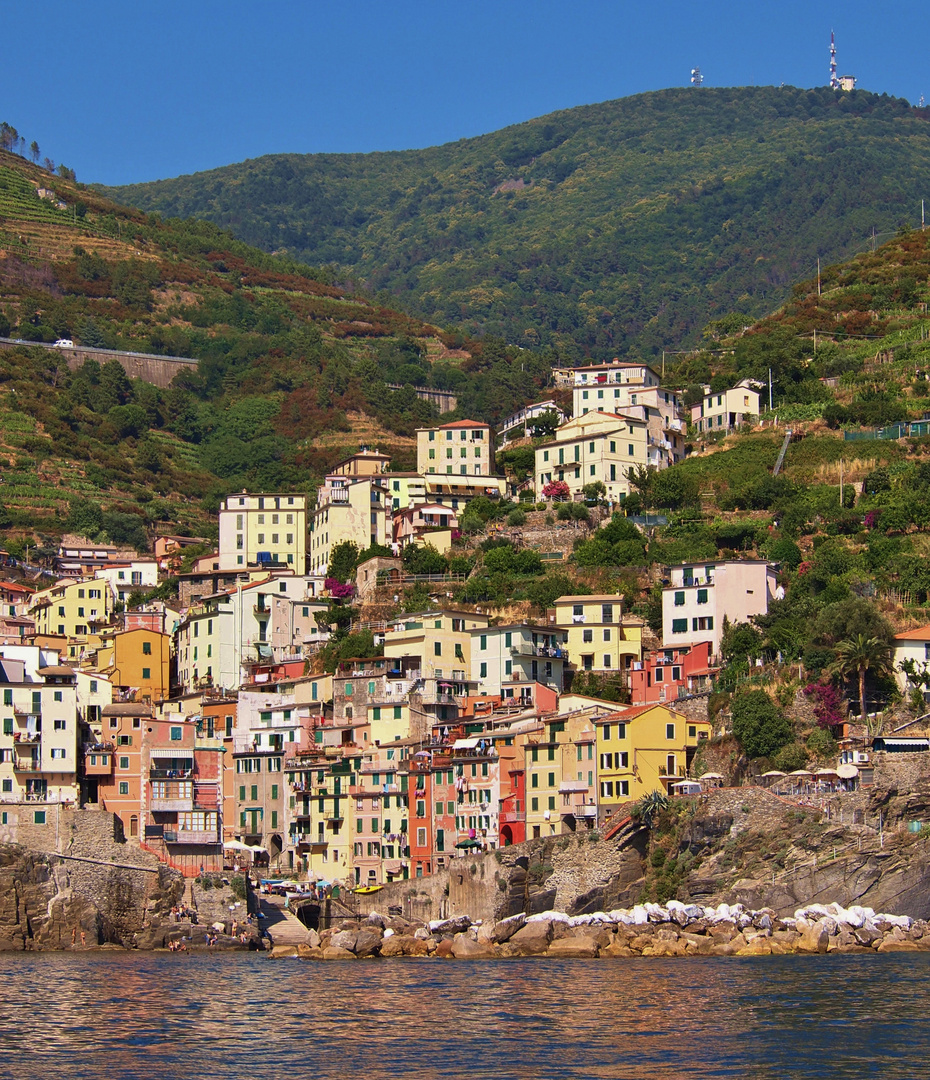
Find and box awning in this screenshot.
[455,839,482,849]
[452,738,481,749]
[149,748,194,760]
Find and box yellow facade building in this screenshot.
[550,594,643,678]
[218,492,308,572]
[309,476,391,577]
[417,420,493,477]
[594,703,712,813]
[535,412,649,502]
[29,579,113,641]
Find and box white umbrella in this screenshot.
[700,772,724,780]
[815,768,839,776]
[761,770,786,777]
[223,840,252,851]
[789,770,812,776]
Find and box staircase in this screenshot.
[773,429,793,477]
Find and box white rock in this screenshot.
[383,928,394,938]
[630,905,650,925]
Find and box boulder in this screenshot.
[297,944,324,960]
[876,939,920,953]
[736,938,772,956]
[269,945,299,958]
[452,933,497,959]
[428,916,472,935]
[322,945,357,961]
[329,929,357,952]
[414,927,432,940]
[434,938,455,958]
[379,936,408,957]
[490,914,527,944]
[601,942,636,958]
[795,919,829,954]
[353,930,383,958]
[305,928,321,949]
[547,936,600,958]
[508,920,553,956]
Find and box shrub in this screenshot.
[773,742,808,772]
[507,508,527,527]
[731,689,793,759]
[556,504,573,521]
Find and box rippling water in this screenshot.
[3,952,927,1079]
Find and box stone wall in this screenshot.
[350,829,647,924]
[0,808,182,949]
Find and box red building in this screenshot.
[629,641,716,705]
[499,763,526,846]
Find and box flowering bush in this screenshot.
[803,680,847,730]
[542,480,571,501]
[863,509,881,529]
[324,578,355,599]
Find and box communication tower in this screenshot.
[691,67,703,87]
[830,30,838,89]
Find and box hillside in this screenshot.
[100,86,930,360]
[0,150,553,553]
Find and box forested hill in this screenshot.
[99,86,930,361]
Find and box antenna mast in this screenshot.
[830,31,839,89]
[691,67,703,88]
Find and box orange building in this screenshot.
[99,627,172,704]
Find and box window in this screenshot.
[603,629,611,641]
[697,588,708,605]
[2,690,10,706]
[170,726,183,741]
[416,827,427,847]
[531,797,539,812]
[666,723,675,740]
[119,756,129,769]
[600,781,614,798]
[434,642,442,656]
[54,691,62,702]
[34,811,46,824]
[582,627,593,643]
[0,780,9,793]
[416,800,426,818]
[142,640,152,655]
[142,668,151,680]
[674,591,685,607]
[50,748,65,759]
[671,618,687,634]
[251,785,258,801]
[530,774,538,788]
[54,719,66,731]
[118,782,129,795]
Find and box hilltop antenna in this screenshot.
[691,67,703,88]
[830,31,839,89]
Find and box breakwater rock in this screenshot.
[270,899,930,960]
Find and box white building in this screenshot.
[662,561,780,656]
[691,380,761,435]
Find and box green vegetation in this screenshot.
[102,87,930,360]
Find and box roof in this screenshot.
[553,595,624,604]
[894,626,930,641]
[593,703,687,723]
[418,420,488,431]
[0,582,35,595]
[37,665,75,676]
[101,703,152,717]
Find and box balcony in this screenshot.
[561,804,598,819]
[499,809,523,824]
[13,757,41,773]
[149,767,193,780]
[168,830,220,846]
[13,731,40,745]
[253,605,270,616]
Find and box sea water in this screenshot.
[4,951,926,1079]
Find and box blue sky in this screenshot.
[2,0,927,185]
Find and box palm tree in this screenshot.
[829,634,893,728]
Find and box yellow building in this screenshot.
[383,472,428,513]
[594,703,712,812]
[97,627,172,704]
[535,412,649,502]
[550,594,643,678]
[417,420,493,477]
[29,579,113,641]
[309,476,391,577]
[523,709,599,840]
[218,492,308,572]
[383,608,490,684]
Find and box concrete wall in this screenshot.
[0,339,197,388]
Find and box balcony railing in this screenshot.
[13,759,41,773]
[499,809,523,824]
[168,830,220,846]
